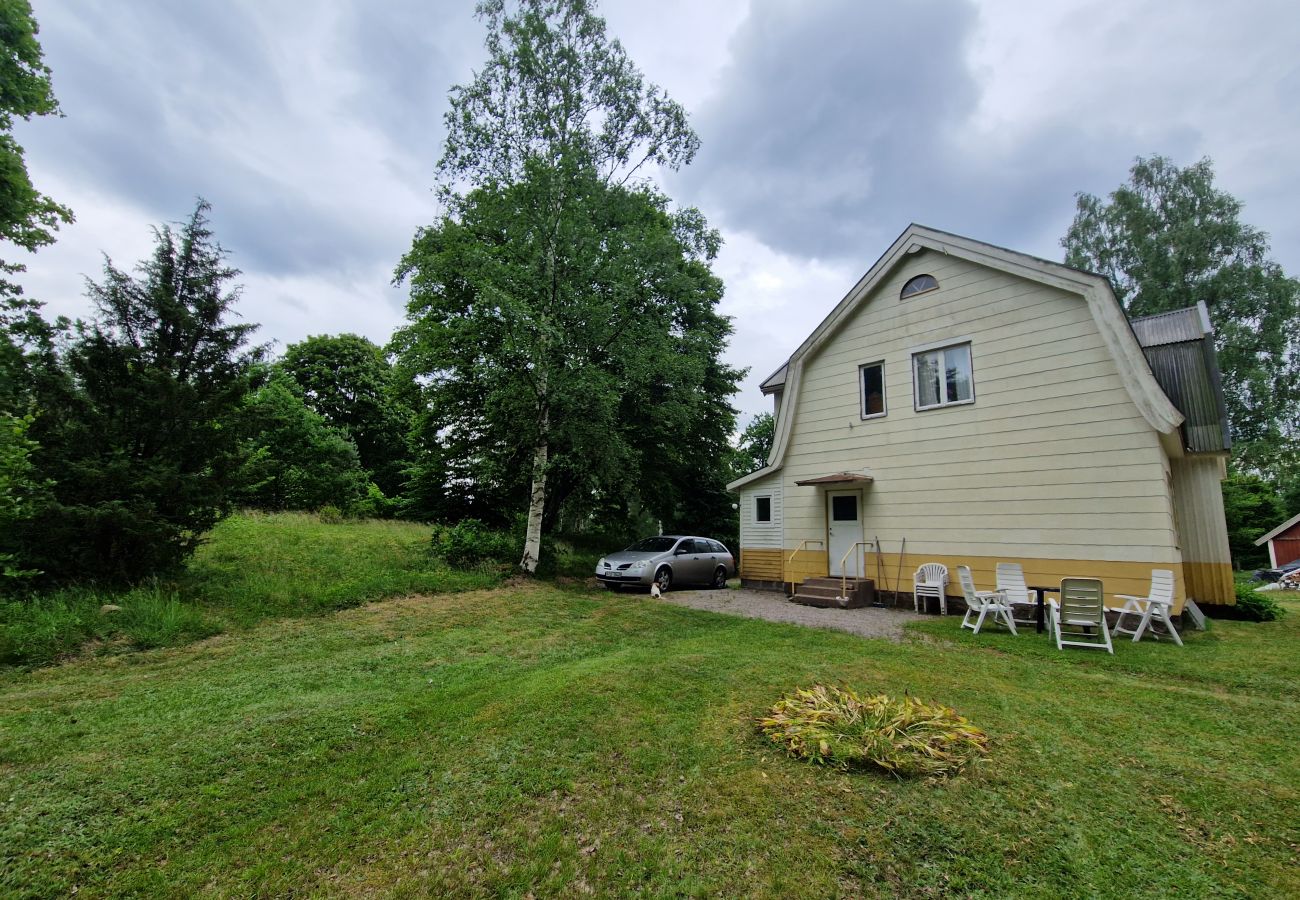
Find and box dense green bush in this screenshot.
[758,685,989,778]
[430,519,518,569]
[347,482,397,519]
[1231,582,1286,622]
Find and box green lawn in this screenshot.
[1,546,1297,896]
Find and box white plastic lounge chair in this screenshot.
[1112,569,1182,646]
[995,562,1038,626]
[957,566,1017,635]
[1047,578,1113,654]
[913,563,949,615]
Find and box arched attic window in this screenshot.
[901,274,939,299]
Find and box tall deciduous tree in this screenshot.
[397,0,738,572]
[13,201,263,583]
[276,334,413,497]
[1062,155,1300,478]
[233,371,368,512]
[0,0,71,293]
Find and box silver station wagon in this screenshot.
[595,535,736,592]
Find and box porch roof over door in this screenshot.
[793,471,874,486]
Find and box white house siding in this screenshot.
[738,475,785,582]
[777,249,1184,606]
[739,475,783,549]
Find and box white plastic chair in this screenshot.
[1112,570,1182,646]
[957,566,1017,635]
[995,562,1038,626]
[1047,578,1113,654]
[913,563,949,614]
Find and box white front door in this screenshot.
[827,491,863,577]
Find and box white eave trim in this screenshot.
[738,224,1184,486]
[727,464,780,492]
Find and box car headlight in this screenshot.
[597,558,607,568]
[628,560,647,571]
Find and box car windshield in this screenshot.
[626,537,678,553]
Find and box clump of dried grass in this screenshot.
[758,685,988,777]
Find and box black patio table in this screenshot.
[1026,586,1060,634]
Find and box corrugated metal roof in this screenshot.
[1130,305,1212,347]
[1131,302,1231,452]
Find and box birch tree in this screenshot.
[396,0,731,573]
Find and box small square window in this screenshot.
[755,496,772,522]
[831,495,858,521]
[913,343,974,410]
[859,362,886,419]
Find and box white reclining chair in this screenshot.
[995,562,1038,627]
[1048,578,1113,654]
[1112,569,1182,646]
[957,565,1017,635]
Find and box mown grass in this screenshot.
[0,512,500,666]
[1,571,1295,896]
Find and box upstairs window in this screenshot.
[755,496,772,522]
[859,361,886,419]
[914,342,974,410]
[901,274,938,299]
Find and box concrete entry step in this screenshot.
[791,577,875,609]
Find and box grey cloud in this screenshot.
[22,0,477,280]
[674,0,1196,263]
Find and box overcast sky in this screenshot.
[15,0,1300,425]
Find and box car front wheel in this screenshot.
[654,567,672,593]
[710,566,727,589]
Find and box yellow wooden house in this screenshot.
[727,225,1235,611]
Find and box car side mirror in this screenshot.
[674,547,688,555]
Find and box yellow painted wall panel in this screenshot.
[742,546,1194,612]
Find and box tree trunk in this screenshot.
[519,404,548,574]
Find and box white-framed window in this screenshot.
[913,342,974,410]
[755,496,772,523]
[859,361,886,419]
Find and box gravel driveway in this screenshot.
[650,585,925,641]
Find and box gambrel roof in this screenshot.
[728,224,1184,491]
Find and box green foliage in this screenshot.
[277,334,413,497]
[347,482,397,520]
[1062,156,1300,477]
[758,685,989,778]
[11,201,263,584]
[403,0,740,572]
[1229,583,1285,622]
[0,409,41,581]
[1221,470,1284,569]
[429,518,518,569]
[730,412,774,480]
[233,372,368,512]
[0,0,72,285]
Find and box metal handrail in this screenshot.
[786,540,824,596]
[839,541,872,600]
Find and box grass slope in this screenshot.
[1,512,498,665]
[2,579,1296,897]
